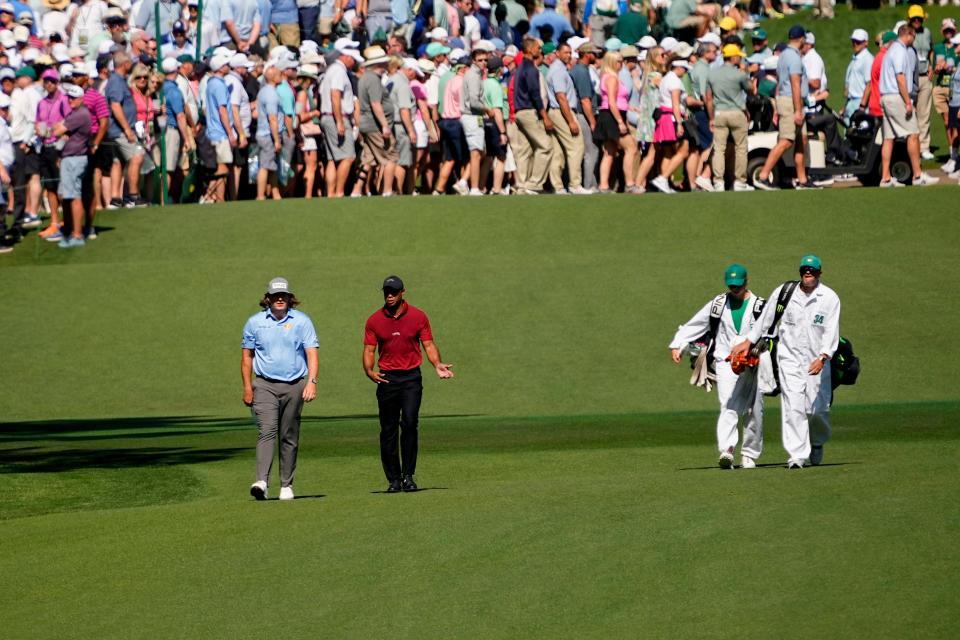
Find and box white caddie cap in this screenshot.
[850,28,869,42]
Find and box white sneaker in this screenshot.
[733,181,755,192]
[468,188,483,196]
[810,445,824,466]
[913,172,939,186]
[250,481,268,501]
[651,175,674,194]
[452,180,469,195]
[569,186,592,195]
[942,159,956,174]
[279,486,295,501]
[920,150,935,161]
[949,170,960,180]
[695,176,714,192]
[713,180,725,192]
[879,179,904,188]
[741,456,756,469]
[718,451,734,469]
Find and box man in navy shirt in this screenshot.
[363,275,453,493]
[242,277,319,501]
[513,37,555,194]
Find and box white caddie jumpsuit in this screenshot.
[670,293,765,459]
[749,282,840,463]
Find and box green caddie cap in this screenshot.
[800,254,822,270]
[15,66,36,80]
[751,28,767,41]
[724,264,748,286]
[542,43,556,55]
[882,31,897,44]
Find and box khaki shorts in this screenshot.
[933,86,950,116]
[320,115,356,162]
[113,136,145,162]
[214,138,234,164]
[775,96,807,142]
[360,130,399,166]
[318,17,334,36]
[164,128,187,171]
[881,94,919,140]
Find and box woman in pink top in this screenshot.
[594,52,638,193]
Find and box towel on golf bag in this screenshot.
[690,348,715,392]
[757,350,777,395]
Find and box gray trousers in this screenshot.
[578,113,599,190]
[252,376,306,488]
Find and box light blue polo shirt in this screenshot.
[242,308,319,381]
[880,40,915,96]
[777,45,808,98]
[546,58,578,110]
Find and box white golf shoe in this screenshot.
[250,481,268,501]
[718,451,734,469]
[741,456,756,469]
[279,486,295,501]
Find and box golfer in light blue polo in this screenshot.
[241,277,319,501]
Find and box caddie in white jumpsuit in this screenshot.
[669,264,765,469]
[737,254,840,468]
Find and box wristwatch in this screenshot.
[818,355,829,363]
[309,378,318,384]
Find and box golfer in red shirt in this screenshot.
[363,275,454,493]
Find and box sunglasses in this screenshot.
[799,267,820,275]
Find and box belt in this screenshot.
[256,375,304,384]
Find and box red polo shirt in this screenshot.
[364,303,433,371]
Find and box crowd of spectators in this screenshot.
[1,0,959,255]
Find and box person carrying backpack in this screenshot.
[732,255,840,469]
[669,264,766,470]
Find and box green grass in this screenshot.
[2,185,960,637]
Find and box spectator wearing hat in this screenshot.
[269,0,301,49]
[255,64,286,199]
[754,25,813,191]
[801,32,842,166]
[687,41,717,192]
[388,57,419,195]
[529,0,573,46]
[203,54,237,202]
[933,19,958,171]
[546,41,587,194]
[319,38,360,198]
[907,5,935,160]
[844,29,873,124]
[479,54,508,194]
[434,49,469,195]
[410,59,437,193]
[227,53,254,195]
[879,25,938,187]
[650,55,691,194]
[746,29,771,73]
[294,62,322,198]
[64,0,109,53]
[706,44,754,192]
[94,8,127,62]
[162,57,193,201]
[513,37,554,195]
[357,46,399,197]
[222,0,262,55]
[242,276,319,502]
[569,41,599,191]
[161,21,194,59]
[68,62,107,235]
[51,83,90,249]
[460,46,490,195]
[35,68,70,241]
[273,57,299,195]
[860,31,897,121]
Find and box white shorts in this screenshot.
[414,119,428,149]
[460,114,486,152]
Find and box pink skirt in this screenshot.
[653,111,678,144]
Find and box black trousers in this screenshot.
[376,368,423,481]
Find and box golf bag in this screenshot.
[689,293,766,392]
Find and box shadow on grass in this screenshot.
[0,446,248,474]
[369,487,450,494]
[0,414,483,443]
[676,461,862,471]
[255,494,327,501]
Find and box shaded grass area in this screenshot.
[1,402,958,639]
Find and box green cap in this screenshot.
[882,31,897,44]
[751,28,767,41]
[542,43,556,55]
[177,54,195,63]
[724,263,748,286]
[15,66,36,80]
[800,254,822,270]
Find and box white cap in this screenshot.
[417,58,436,75]
[300,51,324,65]
[567,36,589,52]
[334,37,360,52]
[59,63,74,78]
[637,35,657,49]
[209,55,230,72]
[213,46,233,58]
[21,47,39,62]
[0,93,10,108]
[63,83,84,99]
[660,36,678,52]
[299,40,319,53]
[161,57,180,73]
[850,28,869,42]
[804,32,815,45]
[449,48,468,64]
[71,62,90,76]
[0,2,13,13]
[98,39,117,55]
[473,40,496,53]
[0,29,14,48]
[429,27,448,40]
[697,32,721,47]
[402,57,423,77]
[275,57,298,70]
[671,60,691,69]
[230,53,253,69]
[52,43,70,62]
[12,24,28,42]
[477,0,490,8]
[893,20,907,33]
[504,45,518,57]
